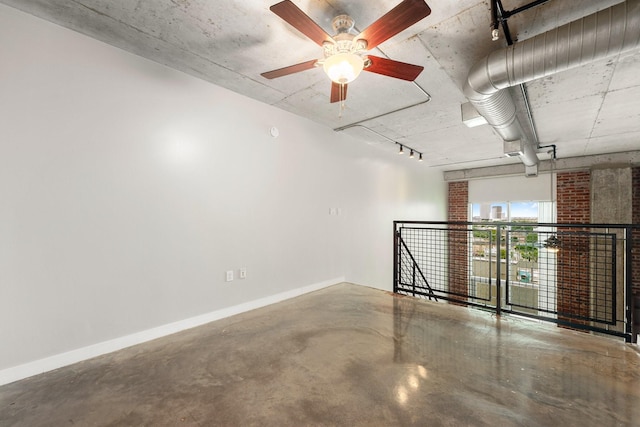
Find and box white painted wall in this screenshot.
[0,4,446,378]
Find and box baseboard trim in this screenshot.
[0,277,344,386]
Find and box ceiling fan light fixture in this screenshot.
[323,53,364,84]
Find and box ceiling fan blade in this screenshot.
[270,0,335,46]
[355,0,431,50]
[364,56,424,81]
[330,82,348,103]
[261,59,318,79]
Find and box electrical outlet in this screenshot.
[239,268,247,279]
[226,270,234,282]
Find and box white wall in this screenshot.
[0,4,446,379]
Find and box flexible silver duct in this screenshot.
[464,0,640,170]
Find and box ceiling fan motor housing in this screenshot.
[323,15,367,58]
[332,14,355,33]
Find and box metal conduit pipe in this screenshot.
[464,0,640,172]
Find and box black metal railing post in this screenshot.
[393,222,399,294]
[505,226,510,310]
[488,228,493,300]
[625,226,633,343]
[412,263,417,297]
[496,224,502,316]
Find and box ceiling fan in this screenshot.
[261,0,432,103]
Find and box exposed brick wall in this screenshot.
[556,171,591,325]
[633,168,640,294]
[447,181,469,296]
[556,171,591,224]
[448,181,468,222]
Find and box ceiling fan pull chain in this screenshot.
[339,84,346,118]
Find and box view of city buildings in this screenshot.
[469,202,556,314]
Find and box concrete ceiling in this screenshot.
[2,0,639,172]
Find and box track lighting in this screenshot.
[395,143,423,163]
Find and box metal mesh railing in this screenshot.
[394,221,636,341]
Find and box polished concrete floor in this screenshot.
[1,283,639,426]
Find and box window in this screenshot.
[471,201,551,222]
[468,200,557,313]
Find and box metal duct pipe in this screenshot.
[464,0,640,170]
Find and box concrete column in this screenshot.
[591,166,632,332]
[591,166,633,224]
